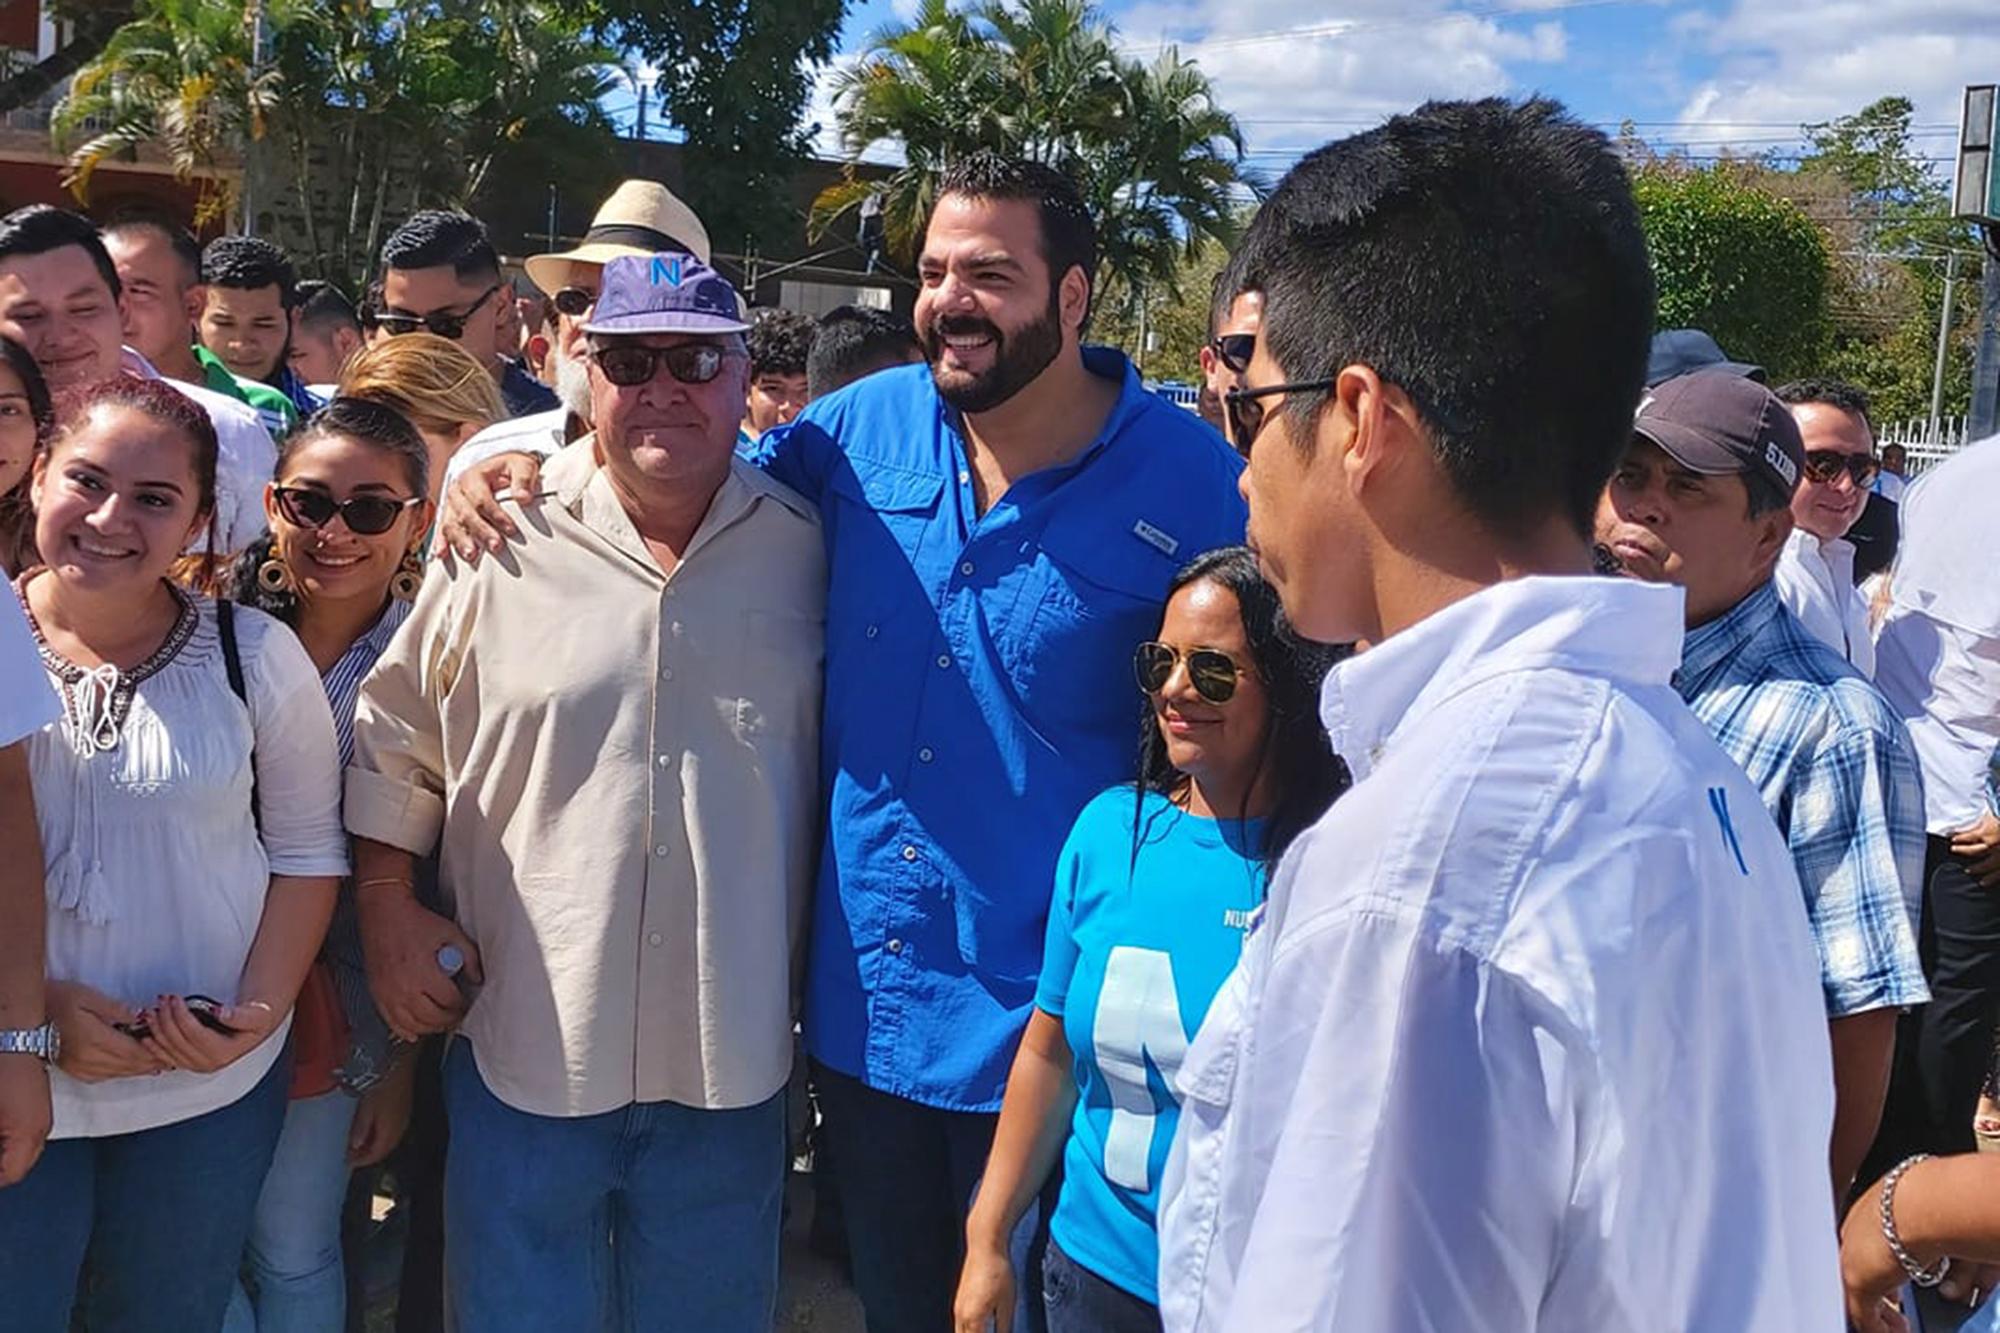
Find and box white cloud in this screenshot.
[1674,1,2000,157]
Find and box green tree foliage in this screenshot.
[588,0,848,256]
[57,1,620,285]
[812,0,1254,308]
[52,0,292,223]
[1632,163,1831,382]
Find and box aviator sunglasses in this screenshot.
[1801,450,1881,489]
[274,487,423,536]
[1134,641,1254,704]
[592,342,735,388]
[373,283,504,340]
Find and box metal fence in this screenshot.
[1875,416,1972,475]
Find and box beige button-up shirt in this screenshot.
[345,440,824,1117]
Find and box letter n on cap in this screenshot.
[650,255,684,287]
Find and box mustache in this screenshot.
[926,313,1003,344]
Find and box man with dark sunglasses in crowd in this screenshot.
[1773,378,1883,675]
[377,210,557,419]
[347,254,820,1332]
[445,180,713,489]
[1597,371,1925,1207]
[1195,252,1257,441]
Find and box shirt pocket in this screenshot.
[823,458,948,648]
[996,519,1176,747]
[731,607,825,745]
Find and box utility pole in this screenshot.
[1973,227,2000,441]
[1929,248,1960,442]
[241,0,267,235]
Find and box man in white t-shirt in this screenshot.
[0,587,57,1185]
[0,205,273,557]
[1771,378,1880,675]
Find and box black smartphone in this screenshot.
[115,994,240,1041]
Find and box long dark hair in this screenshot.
[0,334,55,575]
[230,396,430,627]
[1134,546,1347,877]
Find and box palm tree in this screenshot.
[810,0,1256,301]
[53,0,296,223]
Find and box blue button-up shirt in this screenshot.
[1675,580,1928,1017]
[755,350,1247,1109]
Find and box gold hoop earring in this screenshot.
[257,556,295,594]
[390,547,424,602]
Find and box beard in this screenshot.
[548,340,593,420]
[923,291,1064,415]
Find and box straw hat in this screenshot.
[523,180,712,294]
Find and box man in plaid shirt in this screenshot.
[1596,370,1927,1200]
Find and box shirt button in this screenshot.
[654,844,670,858]
[648,932,663,947]
[866,625,879,639]
[887,938,905,954]
[656,754,670,768]
[959,561,975,577]
[918,747,934,763]
[659,666,674,681]
[958,470,970,484]
[936,654,951,669]
[901,844,918,862]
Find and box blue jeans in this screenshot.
[223,1089,359,1333]
[442,1039,784,1332]
[0,1053,289,1333]
[1042,1237,1161,1333]
[812,1061,1056,1333]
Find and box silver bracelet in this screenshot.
[1880,1154,1952,1288]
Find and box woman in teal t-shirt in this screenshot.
[954,546,1346,1333]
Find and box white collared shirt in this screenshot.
[443,406,571,489]
[1157,577,1839,1333]
[1873,436,2000,833]
[1774,528,1875,677]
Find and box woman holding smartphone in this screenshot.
[0,378,346,1333]
[954,547,1345,1333]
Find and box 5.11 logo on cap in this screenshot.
[1763,437,1798,487]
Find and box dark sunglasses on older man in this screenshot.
[1134,641,1253,704]
[1801,451,1881,488]
[274,487,423,536]
[593,342,734,388]
[373,283,504,341]
[551,286,595,318]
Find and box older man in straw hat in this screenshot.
[447,180,712,486]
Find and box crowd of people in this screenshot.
[0,90,1996,1333]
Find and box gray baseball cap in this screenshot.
[1634,370,1802,497]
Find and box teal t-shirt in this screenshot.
[1034,786,1265,1305]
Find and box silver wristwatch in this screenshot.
[0,1022,60,1065]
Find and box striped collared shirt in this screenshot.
[1676,580,1928,1017]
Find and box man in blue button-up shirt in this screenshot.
[439,153,1246,1332]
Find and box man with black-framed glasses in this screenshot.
[378,210,557,419]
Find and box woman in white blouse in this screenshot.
[0,376,346,1333]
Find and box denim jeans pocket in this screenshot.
[1042,1241,1078,1312]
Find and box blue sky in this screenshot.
[786,0,1995,180]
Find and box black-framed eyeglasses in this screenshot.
[1801,450,1881,489]
[592,342,737,388]
[274,486,423,536]
[374,283,504,341]
[1134,641,1254,704]
[552,286,595,318]
[1223,379,1337,457]
[1209,332,1255,374]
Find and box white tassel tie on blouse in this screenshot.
[49,662,121,925]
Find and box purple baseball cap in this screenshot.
[582,253,750,337]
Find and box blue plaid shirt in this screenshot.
[1676,581,1928,1017]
